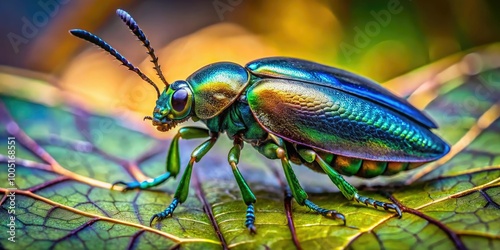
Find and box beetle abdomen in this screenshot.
[311,152,424,178]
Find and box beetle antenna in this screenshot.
[116,9,169,87]
[70,29,161,98]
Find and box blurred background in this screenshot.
[1,0,500,194]
[0,0,499,122]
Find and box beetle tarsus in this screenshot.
[111,180,140,191]
[245,204,257,234]
[354,194,402,218]
[150,198,179,226]
[112,172,174,192]
[304,199,346,225]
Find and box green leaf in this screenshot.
[1,48,499,250]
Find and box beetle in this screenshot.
[70,9,450,233]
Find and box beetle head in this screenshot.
[146,80,194,132]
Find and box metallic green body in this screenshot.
[117,57,450,229]
[198,59,449,179]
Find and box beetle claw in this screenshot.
[384,203,403,218]
[326,210,346,225]
[149,209,173,227]
[247,225,257,234]
[149,198,179,227]
[149,214,159,227]
[110,181,127,190]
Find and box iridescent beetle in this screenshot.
[70,9,450,232]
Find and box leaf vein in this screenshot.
[0,188,221,246]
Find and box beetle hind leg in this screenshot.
[278,146,346,225]
[354,194,402,217]
[257,138,346,225]
[296,147,402,218]
[304,199,346,225]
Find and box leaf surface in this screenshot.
[1,48,499,250]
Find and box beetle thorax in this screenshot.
[186,62,251,119]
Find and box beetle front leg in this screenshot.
[299,148,402,217]
[150,132,218,226]
[112,127,210,191]
[228,137,257,233]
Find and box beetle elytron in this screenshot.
[70,9,450,232]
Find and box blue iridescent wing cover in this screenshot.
[246,57,437,129]
[246,74,449,162]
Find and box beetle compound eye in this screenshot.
[171,89,189,112]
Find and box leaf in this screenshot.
[1,47,500,250]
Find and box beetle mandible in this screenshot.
[70,9,450,233]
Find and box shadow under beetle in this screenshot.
[70,9,450,233]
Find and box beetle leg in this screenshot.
[111,172,173,192]
[111,127,209,191]
[353,194,402,218]
[287,147,347,223]
[305,148,402,217]
[270,143,308,205]
[281,147,346,224]
[257,139,346,225]
[150,132,218,226]
[228,137,257,233]
[304,199,346,225]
